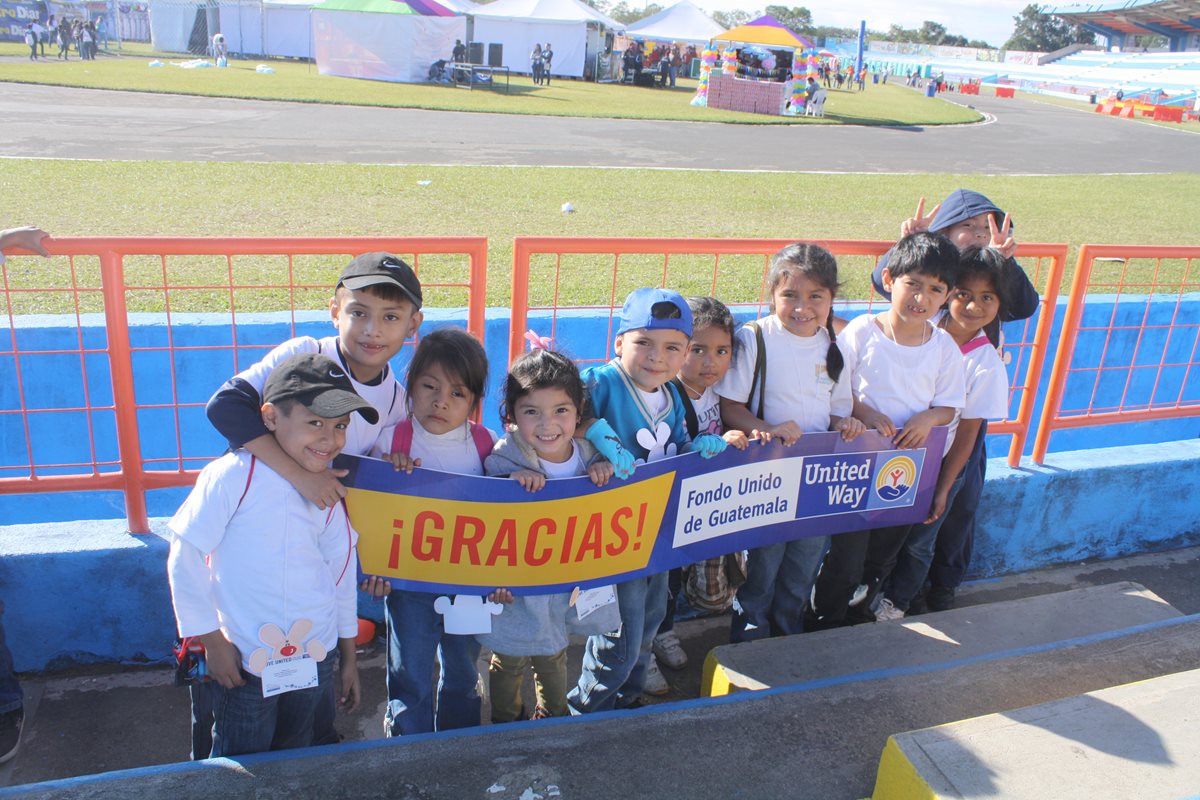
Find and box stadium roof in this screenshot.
[1044,0,1200,43]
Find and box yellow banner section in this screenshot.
[349,473,675,587]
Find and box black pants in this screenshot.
[809,524,912,628]
[929,425,988,589]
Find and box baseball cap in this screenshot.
[337,252,423,309]
[616,287,693,337]
[263,353,380,424]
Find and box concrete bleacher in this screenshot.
[874,668,1200,799]
[6,580,1199,799]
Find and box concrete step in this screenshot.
[702,581,1181,696]
[6,596,1199,800]
[874,667,1200,800]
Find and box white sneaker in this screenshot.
[642,655,670,696]
[848,583,869,607]
[652,630,688,669]
[874,597,905,621]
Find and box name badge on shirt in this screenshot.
[574,585,618,620]
[260,654,319,698]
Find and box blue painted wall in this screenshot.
[5,295,1197,524]
[4,439,1198,672]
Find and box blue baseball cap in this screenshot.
[616,287,693,338]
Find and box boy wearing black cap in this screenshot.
[169,353,379,758]
[207,252,423,509]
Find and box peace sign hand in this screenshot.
[900,197,941,237]
[988,213,1017,258]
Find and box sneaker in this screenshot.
[642,655,670,696]
[652,630,688,670]
[874,597,906,622]
[926,586,957,612]
[847,583,869,607]
[0,708,23,765]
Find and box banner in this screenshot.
[340,428,946,594]
[1,0,43,42]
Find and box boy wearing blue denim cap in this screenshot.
[567,288,727,712]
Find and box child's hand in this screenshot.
[692,433,727,459]
[338,660,361,713]
[900,197,940,237]
[833,416,866,442]
[0,226,51,256]
[359,575,392,597]
[756,421,803,446]
[858,408,896,439]
[588,460,614,487]
[198,630,244,689]
[584,418,636,479]
[388,452,420,474]
[987,213,1017,259]
[723,430,750,450]
[924,487,951,524]
[293,468,348,510]
[894,411,939,449]
[488,588,515,604]
[512,469,546,492]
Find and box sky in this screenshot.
[697,0,1035,49]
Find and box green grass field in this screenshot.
[5,159,1198,314]
[0,42,979,126]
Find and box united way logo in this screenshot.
[875,456,916,501]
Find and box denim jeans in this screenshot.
[731,534,829,641]
[189,681,216,759]
[209,657,333,758]
[929,428,988,590]
[384,590,482,736]
[886,468,967,610]
[0,601,22,714]
[567,571,668,713]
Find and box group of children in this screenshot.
[167,188,1037,757]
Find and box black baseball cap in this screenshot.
[337,252,423,309]
[263,353,380,424]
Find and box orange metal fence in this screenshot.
[0,237,488,533]
[509,237,1069,468]
[1032,244,1200,463]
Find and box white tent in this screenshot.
[469,0,622,79]
[313,0,464,83]
[624,0,724,44]
[220,0,319,58]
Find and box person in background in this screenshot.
[531,43,544,85]
[542,42,554,86]
[24,24,37,61]
[668,45,681,87]
[452,39,466,63]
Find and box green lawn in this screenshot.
[5,159,1198,314]
[0,42,979,126]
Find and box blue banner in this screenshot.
[1,1,43,42]
[339,428,946,594]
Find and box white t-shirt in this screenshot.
[540,440,586,478]
[232,335,406,457]
[840,314,965,432]
[168,451,358,671]
[948,330,1010,442]
[374,416,497,475]
[638,385,667,416]
[716,316,853,433]
[690,385,722,435]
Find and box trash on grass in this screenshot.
[256,64,275,74]
[148,60,163,67]
[561,202,575,213]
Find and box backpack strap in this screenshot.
[467,421,494,465]
[669,377,700,440]
[391,418,414,456]
[744,321,767,421]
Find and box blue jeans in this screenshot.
[210,657,333,758]
[384,590,481,736]
[886,468,967,610]
[0,601,22,714]
[929,427,988,590]
[568,571,668,713]
[731,534,829,641]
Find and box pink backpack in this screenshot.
[389,418,493,466]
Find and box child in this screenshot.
[648,297,749,692]
[168,353,376,758]
[718,245,865,641]
[874,247,1012,619]
[566,288,727,713]
[807,232,966,629]
[479,347,617,721]
[202,252,419,754]
[373,327,495,736]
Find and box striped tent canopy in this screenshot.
[712,14,813,50]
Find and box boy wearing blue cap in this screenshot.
[567,288,727,713]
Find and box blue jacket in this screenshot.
[582,359,691,463]
[872,189,1039,322]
